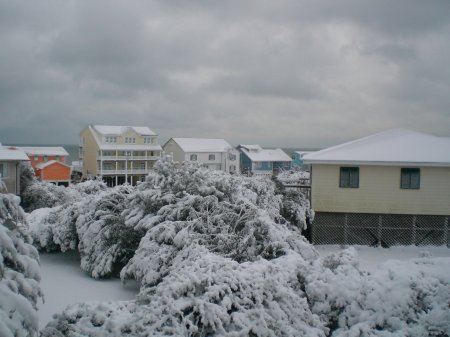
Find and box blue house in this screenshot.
[238,145,291,176]
[291,151,313,170]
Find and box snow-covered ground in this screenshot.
[37,251,138,328]
[316,244,450,273]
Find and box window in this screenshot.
[228,153,236,161]
[190,154,197,161]
[140,162,145,169]
[0,163,8,178]
[401,168,420,189]
[340,167,359,188]
[209,154,215,161]
[230,165,236,171]
[144,137,153,144]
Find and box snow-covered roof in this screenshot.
[170,138,234,153]
[240,145,291,162]
[239,144,263,152]
[99,144,162,151]
[93,125,157,136]
[15,146,69,157]
[294,151,313,156]
[0,147,29,161]
[303,129,450,167]
[36,160,71,170]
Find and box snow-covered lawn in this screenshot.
[37,252,138,328]
[316,244,450,273]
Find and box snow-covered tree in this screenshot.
[28,159,450,336]
[0,194,42,337]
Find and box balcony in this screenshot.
[100,155,162,161]
[100,168,151,175]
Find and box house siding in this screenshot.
[311,164,450,215]
[37,162,71,182]
[0,162,20,194]
[80,127,99,177]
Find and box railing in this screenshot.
[100,156,161,161]
[100,169,150,175]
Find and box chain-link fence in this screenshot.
[312,212,450,247]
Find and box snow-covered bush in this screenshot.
[276,169,310,184]
[0,194,42,337]
[31,159,450,336]
[305,248,450,336]
[76,184,144,278]
[21,175,106,212]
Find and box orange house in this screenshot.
[35,160,71,186]
[12,146,71,186]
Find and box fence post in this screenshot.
[411,215,417,246]
[377,215,382,247]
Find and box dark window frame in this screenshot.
[400,168,420,189]
[339,167,359,188]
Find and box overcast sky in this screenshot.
[1,0,449,148]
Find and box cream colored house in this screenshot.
[163,138,240,173]
[79,125,163,186]
[303,129,450,246]
[0,146,29,195]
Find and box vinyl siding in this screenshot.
[163,140,185,163]
[80,127,100,176]
[311,164,450,215]
[0,162,19,194]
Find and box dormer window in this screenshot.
[125,137,135,144]
[105,136,117,143]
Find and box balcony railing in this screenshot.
[100,155,162,161]
[100,168,151,175]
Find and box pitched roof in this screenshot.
[170,138,233,152]
[15,146,69,157]
[303,129,450,166]
[99,144,162,151]
[93,125,157,136]
[239,145,291,162]
[36,160,71,170]
[0,147,29,161]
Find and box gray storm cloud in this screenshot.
[0,0,449,147]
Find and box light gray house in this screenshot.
[0,146,29,195]
[163,138,240,173]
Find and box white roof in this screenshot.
[93,125,157,136]
[171,138,233,152]
[15,146,69,157]
[0,147,29,161]
[240,144,263,152]
[303,129,450,167]
[240,145,291,162]
[294,151,313,156]
[99,144,162,151]
[36,160,71,170]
